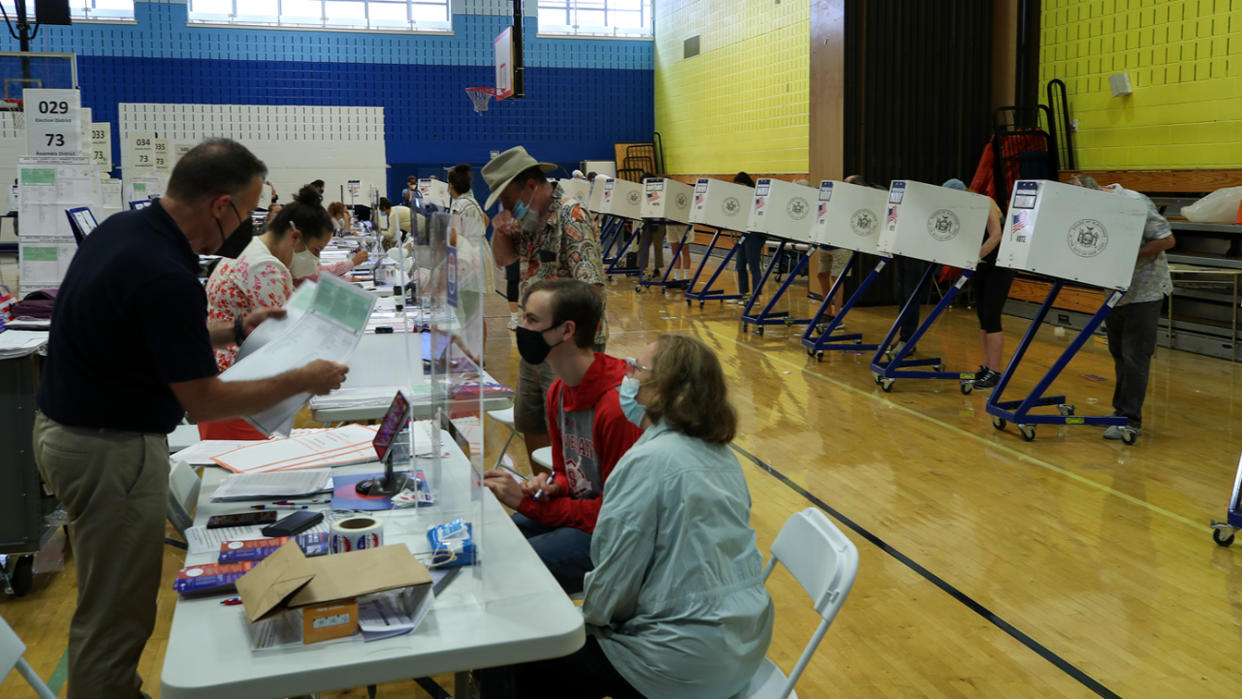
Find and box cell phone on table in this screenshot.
[260,510,324,537]
[206,511,277,529]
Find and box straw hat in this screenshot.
[482,146,556,210]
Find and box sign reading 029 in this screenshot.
[24,89,83,157]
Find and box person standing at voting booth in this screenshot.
[1082,178,1175,441]
[939,178,1012,390]
[33,138,349,699]
[486,146,608,469]
[732,171,765,303]
[482,279,642,593]
[479,334,773,699]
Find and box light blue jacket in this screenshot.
[582,422,774,698]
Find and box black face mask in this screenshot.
[215,217,253,258]
[515,324,564,365]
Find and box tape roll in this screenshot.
[330,516,384,554]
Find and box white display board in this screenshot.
[690,178,752,230]
[998,179,1148,290]
[810,180,889,256]
[587,175,610,213]
[582,160,615,178]
[598,177,643,220]
[24,89,83,158]
[746,178,817,242]
[640,177,693,224]
[877,180,992,270]
[417,178,450,208]
[558,178,590,204]
[17,156,100,295]
[100,178,123,221]
[119,104,387,207]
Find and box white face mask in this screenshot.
[290,249,319,278]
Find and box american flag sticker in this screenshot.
[818,202,828,218]
[886,205,897,228]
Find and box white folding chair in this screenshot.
[1,616,57,699]
[531,446,554,472]
[734,507,859,699]
[486,406,518,470]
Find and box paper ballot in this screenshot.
[220,275,376,437]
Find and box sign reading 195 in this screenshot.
[38,100,71,115]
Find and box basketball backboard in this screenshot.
[494,27,515,100]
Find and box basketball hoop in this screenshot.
[465,87,503,113]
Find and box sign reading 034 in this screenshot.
[24,89,83,157]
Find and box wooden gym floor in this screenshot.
[4,260,1242,698]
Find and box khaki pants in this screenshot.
[33,412,169,699]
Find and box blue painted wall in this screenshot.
[25,1,653,201]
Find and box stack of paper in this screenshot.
[0,330,49,359]
[212,424,380,474]
[211,468,333,501]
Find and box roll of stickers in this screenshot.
[330,516,384,553]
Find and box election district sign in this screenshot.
[25,89,83,157]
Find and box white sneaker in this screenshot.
[1103,424,1140,440]
[507,311,521,330]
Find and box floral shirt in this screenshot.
[205,237,293,372]
[514,184,608,343]
[1113,186,1174,307]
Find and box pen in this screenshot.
[532,475,555,502]
[272,500,329,505]
[249,504,310,510]
[220,597,243,606]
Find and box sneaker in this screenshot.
[971,366,1000,390]
[1103,424,1141,440]
[507,311,521,330]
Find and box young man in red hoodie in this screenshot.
[484,278,643,593]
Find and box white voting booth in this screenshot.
[587,176,610,213]
[998,179,1147,290]
[811,180,889,255]
[747,178,817,243]
[640,177,693,224]
[877,180,992,270]
[417,178,450,208]
[598,177,644,220]
[558,178,590,205]
[691,178,753,230]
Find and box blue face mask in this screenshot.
[618,376,645,427]
[511,196,530,222]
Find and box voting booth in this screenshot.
[598,178,644,220]
[801,180,894,358]
[877,180,992,270]
[684,178,754,307]
[747,178,817,243]
[640,178,693,224]
[558,178,590,205]
[417,178,450,209]
[811,180,888,255]
[998,179,1147,290]
[587,176,610,213]
[691,178,753,231]
[985,179,1151,444]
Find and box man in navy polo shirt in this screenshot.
[33,138,349,699]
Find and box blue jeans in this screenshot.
[736,233,765,296]
[511,513,593,594]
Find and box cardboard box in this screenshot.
[236,541,431,645]
[641,178,694,224]
[598,178,644,220]
[558,178,590,205]
[746,178,818,242]
[810,180,889,256]
[691,178,754,231]
[998,179,1148,291]
[877,180,992,270]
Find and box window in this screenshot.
[0,0,134,21]
[537,0,652,38]
[187,0,450,32]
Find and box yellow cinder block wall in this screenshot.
[654,0,809,175]
[1041,0,1242,169]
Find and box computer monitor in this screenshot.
[65,207,98,245]
[355,390,414,497]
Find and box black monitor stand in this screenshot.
[355,449,414,496]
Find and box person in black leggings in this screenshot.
[942,178,1010,389]
[505,259,521,328]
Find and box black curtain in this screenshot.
[843,0,994,187]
